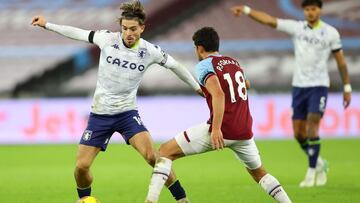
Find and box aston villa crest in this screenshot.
[82,130,93,141]
[138,48,147,59]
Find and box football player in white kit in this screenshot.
[31,1,200,202]
[231,0,352,187]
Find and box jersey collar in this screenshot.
[306,20,322,30]
[207,53,222,58]
[119,33,141,50]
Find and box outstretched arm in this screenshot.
[231,5,277,28]
[163,55,203,96]
[31,15,91,42]
[333,50,352,108]
[205,75,225,150]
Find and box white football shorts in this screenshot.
[175,122,262,170]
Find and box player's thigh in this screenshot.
[307,86,328,117]
[76,144,102,169]
[80,113,115,151]
[129,131,158,163]
[115,110,148,145]
[174,122,213,156]
[229,138,262,170]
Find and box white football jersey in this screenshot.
[91,31,176,115]
[277,19,342,87]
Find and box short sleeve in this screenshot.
[151,45,169,66]
[90,30,111,49]
[330,29,342,52]
[276,19,299,36]
[195,58,215,86]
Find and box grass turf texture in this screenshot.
[0,139,359,203]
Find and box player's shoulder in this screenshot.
[321,21,340,35]
[95,30,118,40]
[95,29,116,36]
[140,39,164,53]
[196,57,214,71]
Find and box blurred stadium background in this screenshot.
[0,0,359,202]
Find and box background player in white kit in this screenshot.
[31,1,200,202]
[231,0,352,187]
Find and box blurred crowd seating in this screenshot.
[1,0,359,96]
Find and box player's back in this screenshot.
[197,55,253,140]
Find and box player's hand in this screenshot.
[343,92,351,109]
[31,15,47,28]
[211,129,224,150]
[230,5,244,17]
[196,89,205,98]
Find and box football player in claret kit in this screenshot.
[145,27,292,203]
[31,1,201,202]
[231,0,352,187]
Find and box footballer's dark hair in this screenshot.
[118,0,146,25]
[192,27,219,52]
[302,0,322,8]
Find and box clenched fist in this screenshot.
[31,15,47,28]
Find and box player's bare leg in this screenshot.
[293,119,307,154]
[247,166,292,203]
[145,138,189,203]
[74,145,101,198]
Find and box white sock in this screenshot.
[259,174,292,203]
[146,157,172,202]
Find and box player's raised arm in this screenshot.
[231,5,277,28]
[31,15,91,43]
[204,75,225,150]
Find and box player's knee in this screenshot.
[294,127,306,139]
[158,143,173,160]
[144,151,157,166]
[75,160,91,174]
[248,166,267,183]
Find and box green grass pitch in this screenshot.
[1,139,359,203]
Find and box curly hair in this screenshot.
[118,0,146,25]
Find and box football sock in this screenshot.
[77,186,91,198]
[307,137,321,168]
[146,157,172,202]
[296,137,309,154]
[259,174,292,203]
[168,180,186,200]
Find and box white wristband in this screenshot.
[344,84,352,93]
[243,6,251,15]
